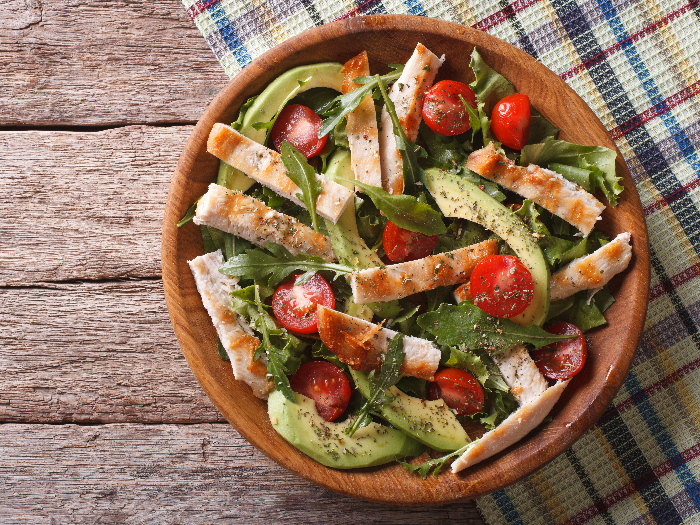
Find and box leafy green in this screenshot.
[216,338,230,361]
[290,87,340,115]
[434,220,489,254]
[395,376,427,398]
[521,138,623,205]
[238,285,306,401]
[219,243,352,287]
[373,74,427,193]
[177,198,200,227]
[318,67,403,138]
[345,178,447,235]
[468,48,557,146]
[399,442,471,478]
[346,334,405,437]
[548,287,615,332]
[444,347,489,384]
[417,302,575,351]
[280,141,323,232]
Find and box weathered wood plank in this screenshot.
[0,126,198,285]
[0,423,481,522]
[0,0,228,126]
[0,280,226,423]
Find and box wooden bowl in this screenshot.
[162,15,650,504]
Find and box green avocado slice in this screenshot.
[350,370,470,452]
[424,167,550,327]
[219,62,345,193]
[268,390,424,469]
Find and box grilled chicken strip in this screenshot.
[491,345,549,406]
[342,51,382,189]
[350,240,498,304]
[452,380,569,473]
[467,143,605,235]
[316,305,441,380]
[207,123,353,223]
[189,250,272,399]
[194,183,335,262]
[550,232,632,301]
[378,43,444,195]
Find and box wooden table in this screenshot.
[0,1,483,521]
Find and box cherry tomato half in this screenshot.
[470,255,534,318]
[428,368,485,416]
[269,104,327,158]
[272,273,335,334]
[421,80,478,136]
[491,94,531,150]
[289,361,352,421]
[532,323,587,380]
[382,221,439,263]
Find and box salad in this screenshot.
[180,44,632,476]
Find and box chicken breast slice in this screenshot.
[491,345,549,406]
[350,240,498,304]
[342,51,382,190]
[188,250,272,399]
[451,380,569,473]
[316,305,441,380]
[378,43,444,194]
[467,143,605,235]
[207,123,353,223]
[550,232,632,301]
[193,183,335,262]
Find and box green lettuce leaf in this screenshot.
[347,179,447,235]
[417,302,575,351]
[521,138,623,206]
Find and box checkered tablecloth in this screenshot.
[181,0,700,522]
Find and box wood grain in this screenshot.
[0,126,193,285]
[0,0,227,127]
[0,423,483,523]
[0,280,225,423]
[163,15,650,504]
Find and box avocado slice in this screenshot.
[424,167,550,327]
[323,150,401,320]
[219,62,345,193]
[350,370,470,452]
[268,390,424,469]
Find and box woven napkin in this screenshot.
[182,0,700,522]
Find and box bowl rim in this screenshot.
[162,14,650,504]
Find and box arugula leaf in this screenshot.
[548,287,615,332]
[399,442,471,478]
[345,178,447,235]
[279,141,323,232]
[346,334,406,437]
[249,284,304,401]
[219,243,352,287]
[177,198,200,227]
[417,302,575,351]
[435,219,488,254]
[373,74,427,193]
[216,338,230,361]
[521,138,623,205]
[318,67,403,138]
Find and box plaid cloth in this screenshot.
[182,0,700,522]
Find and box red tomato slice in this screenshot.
[532,323,587,380]
[428,368,485,416]
[382,221,439,262]
[289,361,352,421]
[470,254,534,318]
[421,80,477,136]
[269,104,327,158]
[491,94,531,150]
[272,273,335,334]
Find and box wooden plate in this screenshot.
[162,15,650,504]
